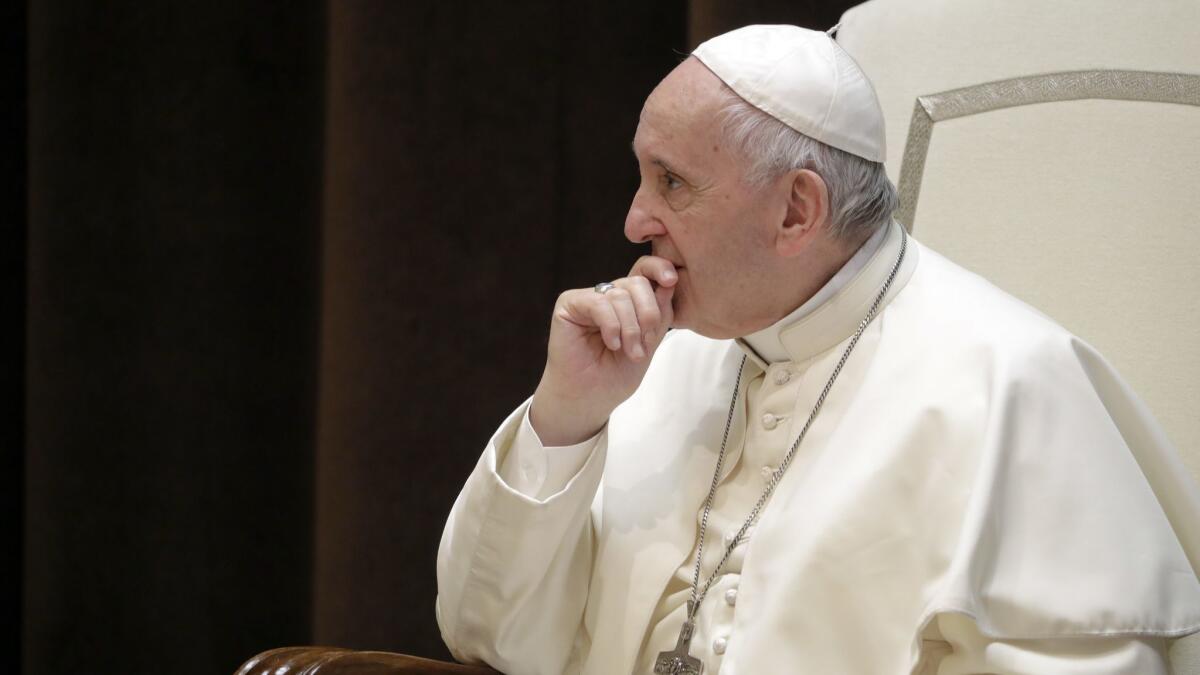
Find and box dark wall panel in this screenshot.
[556,1,690,289]
[689,0,851,47]
[316,0,563,657]
[25,3,325,674]
[314,0,686,660]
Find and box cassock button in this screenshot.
[773,369,791,385]
[760,465,775,481]
[713,637,728,655]
[724,588,737,606]
[761,413,778,430]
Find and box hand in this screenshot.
[529,256,678,446]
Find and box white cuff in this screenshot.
[498,407,601,501]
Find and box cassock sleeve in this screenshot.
[933,612,1170,675]
[435,398,606,675]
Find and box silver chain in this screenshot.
[687,230,908,622]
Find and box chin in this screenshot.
[672,310,738,340]
[690,325,742,340]
[669,294,692,331]
[673,304,747,340]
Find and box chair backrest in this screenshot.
[836,0,1200,482]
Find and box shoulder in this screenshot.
[900,248,1200,639]
[899,240,1086,374]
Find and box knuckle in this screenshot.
[560,289,589,307]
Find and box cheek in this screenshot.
[675,257,723,315]
[672,268,689,299]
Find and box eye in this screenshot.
[662,173,683,191]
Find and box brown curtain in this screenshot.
[22,2,856,674]
[7,0,28,673]
[25,2,326,674]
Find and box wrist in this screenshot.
[529,389,609,447]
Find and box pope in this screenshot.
[435,24,1200,675]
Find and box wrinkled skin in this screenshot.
[530,57,858,445]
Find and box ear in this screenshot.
[775,169,829,258]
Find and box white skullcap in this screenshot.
[693,24,887,162]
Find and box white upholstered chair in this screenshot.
[835,0,1200,671]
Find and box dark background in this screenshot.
[17,1,853,673]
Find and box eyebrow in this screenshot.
[653,159,683,178]
[631,140,687,179]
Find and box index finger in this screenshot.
[629,255,678,288]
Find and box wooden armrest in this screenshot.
[235,647,502,674]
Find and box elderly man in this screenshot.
[435,25,1200,675]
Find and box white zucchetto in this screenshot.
[692,24,887,162]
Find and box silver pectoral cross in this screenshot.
[653,602,703,675]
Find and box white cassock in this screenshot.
[436,218,1200,674]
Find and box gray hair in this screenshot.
[715,85,898,243]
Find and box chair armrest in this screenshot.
[234,647,502,674]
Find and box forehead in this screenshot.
[632,58,728,163]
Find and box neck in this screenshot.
[740,222,892,363]
[756,235,863,333]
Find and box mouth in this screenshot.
[650,247,683,268]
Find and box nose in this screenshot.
[624,191,668,244]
